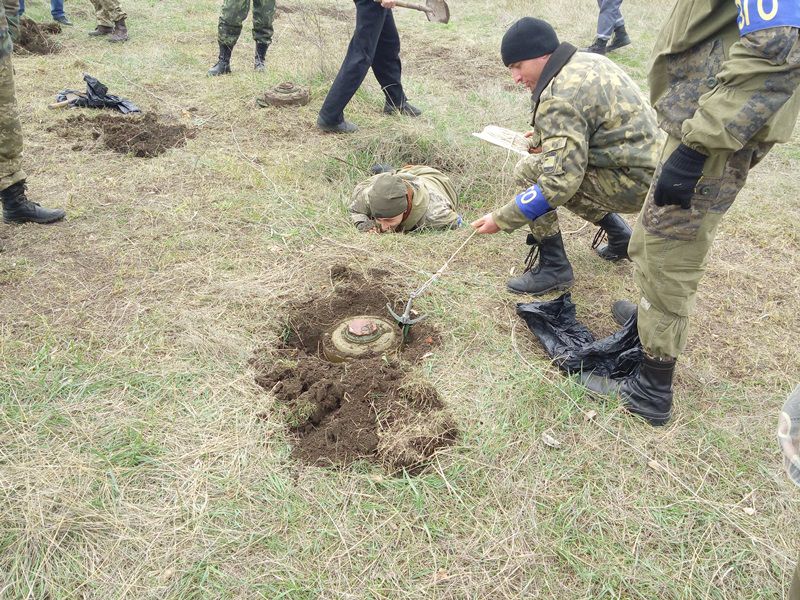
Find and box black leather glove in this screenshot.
[654,144,707,209]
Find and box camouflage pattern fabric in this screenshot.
[491,51,659,236]
[0,52,26,193]
[498,150,651,239]
[350,166,460,232]
[1,0,19,53]
[779,384,800,600]
[632,3,800,359]
[88,0,125,27]
[217,0,275,48]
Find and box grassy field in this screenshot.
[2,0,799,597]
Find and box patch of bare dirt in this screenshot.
[409,44,506,91]
[48,113,195,158]
[252,266,456,473]
[14,17,61,55]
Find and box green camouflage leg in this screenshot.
[98,0,126,23]
[513,153,544,187]
[630,135,763,359]
[791,560,800,600]
[0,54,26,192]
[218,0,250,47]
[251,0,275,45]
[89,0,113,27]
[528,211,560,239]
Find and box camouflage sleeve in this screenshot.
[682,26,800,153]
[349,180,373,228]
[0,2,11,58]
[529,96,590,208]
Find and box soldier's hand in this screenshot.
[381,0,397,8]
[654,144,707,210]
[471,213,501,234]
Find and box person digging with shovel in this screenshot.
[317,0,422,133]
[471,17,661,296]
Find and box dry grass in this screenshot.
[1,0,799,598]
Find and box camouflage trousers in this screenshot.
[791,560,800,600]
[89,0,125,27]
[631,134,772,359]
[217,0,275,48]
[514,152,650,240]
[0,54,26,193]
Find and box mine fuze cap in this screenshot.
[501,17,560,67]
[369,173,409,218]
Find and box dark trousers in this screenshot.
[318,0,406,125]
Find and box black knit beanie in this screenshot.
[501,17,560,67]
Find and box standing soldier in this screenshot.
[87,0,128,43]
[317,0,421,133]
[1,0,66,224]
[207,0,276,76]
[349,165,461,233]
[582,2,800,426]
[471,17,660,295]
[582,0,630,55]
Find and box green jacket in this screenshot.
[350,165,460,232]
[493,45,660,231]
[650,0,800,155]
[1,0,20,58]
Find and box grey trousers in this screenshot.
[596,0,624,39]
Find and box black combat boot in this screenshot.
[88,24,113,36]
[108,18,128,43]
[2,181,66,225]
[208,43,233,76]
[506,232,575,295]
[581,354,675,426]
[607,24,632,51]
[254,42,268,72]
[383,100,422,117]
[582,37,608,55]
[592,213,632,261]
[316,115,358,134]
[611,299,637,326]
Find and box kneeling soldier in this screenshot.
[350,166,461,233]
[472,17,661,295]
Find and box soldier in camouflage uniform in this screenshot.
[86,0,128,43]
[349,166,461,233]
[472,17,660,295]
[207,0,276,76]
[778,384,800,599]
[0,0,65,225]
[582,1,800,426]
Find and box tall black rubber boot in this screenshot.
[2,181,66,224]
[607,24,632,51]
[581,354,675,427]
[254,42,268,72]
[611,299,637,326]
[506,232,575,295]
[208,43,233,76]
[592,213,632,261]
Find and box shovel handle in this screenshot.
[374,0,432,14]
[48,99,72,109]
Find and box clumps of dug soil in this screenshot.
[14,17,61,55]
[252,265,457,474]
[48,113,195,158]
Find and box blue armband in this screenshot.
[738,0,800,35]
[514,184,553,221]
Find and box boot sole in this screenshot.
[3,216,65,225]
[607,40,631,51]
[506,279,575,296]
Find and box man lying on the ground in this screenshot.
[349,165,461,233]
[471,17,661,296]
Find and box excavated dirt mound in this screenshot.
[48,113,195,158]
[252,266,456,473]
[14,18,61,55]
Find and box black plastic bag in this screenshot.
[516,293,642,378]
[55,74,140,114]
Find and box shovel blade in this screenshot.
[425,0,450,23]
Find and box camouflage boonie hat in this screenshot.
[369,174,408,218]
[778,384,800,487]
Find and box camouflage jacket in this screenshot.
[1,0,20,58]
[350,165,460,232]
[493,44,660,230]
[650,0,800,154]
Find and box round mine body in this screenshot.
[322,315,401,363]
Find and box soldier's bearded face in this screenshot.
[376,214,404,232]
[508,57,548,90]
